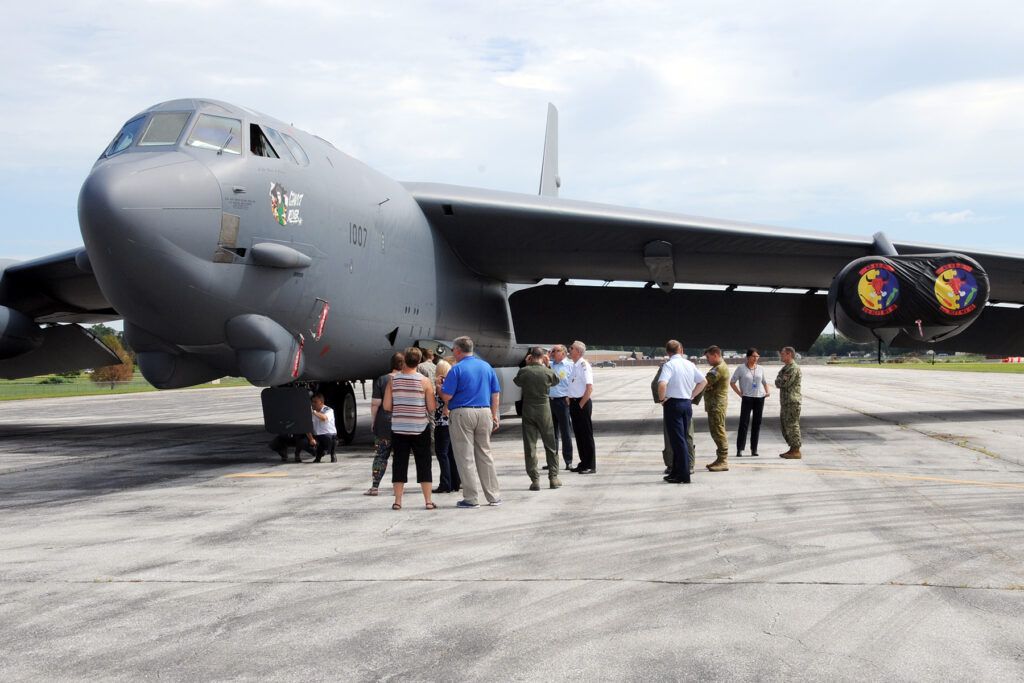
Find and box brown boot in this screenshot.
[706,458,729,472]
[780,449,802,459]
[549,477,562,489]
[529,480,541,491]
[779,449,792,458]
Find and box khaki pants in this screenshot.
[450,408,501,504]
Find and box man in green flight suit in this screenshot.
[703,345,730,472]
[775,346,803,459]
[651,361,699,474]
[513,346,562,490]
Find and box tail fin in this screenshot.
[538,103,560,197]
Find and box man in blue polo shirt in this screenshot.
[440,336,502,508]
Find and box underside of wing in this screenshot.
[510,285,829,352]
[0,248,122,377]
[0,248,118,323]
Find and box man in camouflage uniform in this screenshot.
[703,345,730,472]
[651,363,699,474]
[513,346,562,490]
[775,346,803,459]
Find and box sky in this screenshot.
[2,1,1023,261]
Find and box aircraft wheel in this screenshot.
[338,382,357,445]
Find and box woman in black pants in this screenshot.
[729,348,771,457]
[383,347,438,510]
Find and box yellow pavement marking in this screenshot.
[223,472,289,479]
[730,463,1024,490]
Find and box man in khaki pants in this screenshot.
[440,336,503,508]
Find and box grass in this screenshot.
[0,374,253,401]
[828,360,1024,373]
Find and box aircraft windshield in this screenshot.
[187,114,242,155]
[139,112,191,146]
[282,134,309,166]
[105,116,146,156]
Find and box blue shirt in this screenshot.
[549,359,573,398]
[441,355,501,409]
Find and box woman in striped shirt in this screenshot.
[383,347,438,510]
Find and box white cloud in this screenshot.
[905,209,993,225]
[0,1,1022,254]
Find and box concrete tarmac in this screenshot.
[1,366,1023,681]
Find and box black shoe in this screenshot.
[664,467,671,475]
[542,465,549,470]
[313,456,323,463]
[751,452,760,457]
[564,464,573,471]
[568,465,581,472]
[330,456,337,463]
[576,468,594,474]
[432,487,451,494]
[275,449,287,462]
[664,477,683,483]
[737,451,744,458]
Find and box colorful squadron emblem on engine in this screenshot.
[934,263,979,316]
[857,263,900,316]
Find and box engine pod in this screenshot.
[828,253,989,344]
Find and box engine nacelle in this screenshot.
[0,305,43,359]
[828,253,989,345]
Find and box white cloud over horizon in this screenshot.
[1,1,1023,256]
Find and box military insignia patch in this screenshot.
[857,262,899,316]
[934,263,979,316]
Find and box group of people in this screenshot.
[361,337,599,510]
[269,335,805,507]
[655,341,803,484]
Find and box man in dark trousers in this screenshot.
[656,340,707,484]
[514,347,562,491]
[567,340,597,474]
[651,362,700,474]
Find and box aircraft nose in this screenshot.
[78,152,222,256]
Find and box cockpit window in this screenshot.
[139,112,191,146]
[249,124,279,158]
[105,116,146,156]
[282,133,310,166]
[186,114,241,155]
[263,126,296,164]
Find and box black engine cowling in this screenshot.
[827,253,989,345]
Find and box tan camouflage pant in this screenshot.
[707,408,728,457]
[780,402,802,449]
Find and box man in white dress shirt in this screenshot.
[567,340,597,474]
[656,340,708,483]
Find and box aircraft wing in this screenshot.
[405,182,1024,353]
[0,248,122,378]
[0,248,119,323]
[404,182,1024,300]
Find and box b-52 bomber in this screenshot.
[1,99,1022,443]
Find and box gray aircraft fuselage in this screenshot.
[79,99,522,391]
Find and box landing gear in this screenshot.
[338,382,357,445]
[319,381,357,445]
